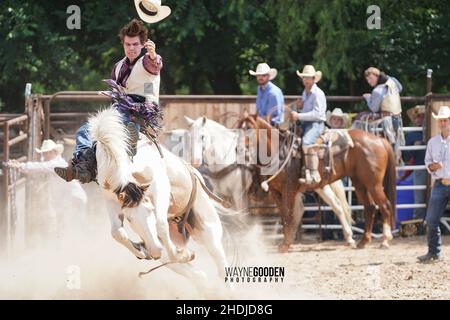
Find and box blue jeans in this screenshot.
[301,121,325,146]
[74,109,140,157]
[425,181,449,256]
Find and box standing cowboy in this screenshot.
[418,106,450,262]
[249,63,285,126]
[55,13,169,183]
[290,65,327,186]
[9,140,87,244]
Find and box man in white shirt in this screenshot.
[419,106,450,262]
[9,140,87,243]
[290,65,327,186]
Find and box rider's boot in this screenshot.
[54,146,97,184]
[299,146,321,186]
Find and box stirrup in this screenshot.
[310,170,321,183]
[299,169,312,184]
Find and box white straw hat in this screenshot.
[432,106,450,120]
[35,139,64,154]
[296,65,322,83]
[326,108,350,128]
[134,0,171,24]
[249,63,278,80]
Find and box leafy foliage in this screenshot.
[0,0,448,112]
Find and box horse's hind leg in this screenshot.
[369,185,394,249]
[353,185,376,249]
[191,188,230,286]
[315,185,355,248]
[149,180,192,262]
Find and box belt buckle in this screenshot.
[442,179,450,186]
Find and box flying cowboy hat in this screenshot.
[432,106,450,119]
[326,108,351,128]
[407,105,425,122]
[296,65,322,83]
[35,139,64,154]
[249,63,278,80]
[134,0,171,24]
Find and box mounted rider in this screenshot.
[290,65,327,187]
[249,63,285,127]
[55,3,170,183]
[362,67,404,155]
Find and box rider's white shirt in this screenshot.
[425,133,450,180]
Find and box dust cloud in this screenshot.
[0,182,314,299]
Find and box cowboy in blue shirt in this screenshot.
[249,63,285,126]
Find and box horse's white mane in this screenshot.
[88,108,132,190]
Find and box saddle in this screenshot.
[314,129,354,174]
[352,112,401,145]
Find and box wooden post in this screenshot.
[0,122,9,255]
[44,100,50,140]
[426,69,433,94]
[425,69,433,210]
[27,94,44,161]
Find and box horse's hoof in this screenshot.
[278,244,290,253]
[135,251,147,260]
[379,242,390,249]
[357,240,368,249]
[347,240,357,249]
[176,247,195,263]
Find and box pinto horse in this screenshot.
[238,114,397,250]
[88,108,235,293]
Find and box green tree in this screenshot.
[0,0,449,113]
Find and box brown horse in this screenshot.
[238,114,397,251]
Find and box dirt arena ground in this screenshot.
[267,236,450,299]
[0,197,449,300]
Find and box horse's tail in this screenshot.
[191,169,248,265]
[383,141,397,228]
[330,180,354,225]
[89,108,144,207]
[210,196,248,266]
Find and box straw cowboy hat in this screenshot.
[249,63,278,80]
[432,106,450,120]
[35,139,64,154]
[296,65,322,83]
[407,105,425,122]
[134,0,171,24]
[326,108,350,128]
